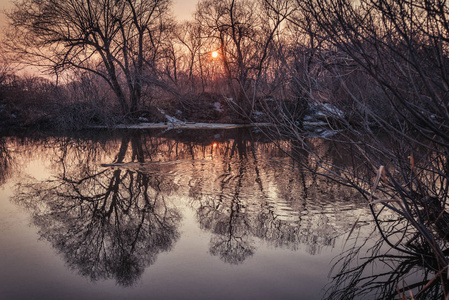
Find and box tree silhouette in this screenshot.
[325,223,449,300]
[7,0,172,115]
[194,0,288,118]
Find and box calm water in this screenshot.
[0,129,377,299]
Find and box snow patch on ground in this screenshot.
[214,102,224,112]
[157,108,182,123]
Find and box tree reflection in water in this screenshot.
[13,133,181,286]
[9,130,368,285]
[187,133,366,262]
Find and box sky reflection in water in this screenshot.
[0,129,372,299]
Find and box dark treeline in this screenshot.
[0,0,297,129]
[2,0,449,297]
[0,0,446,133]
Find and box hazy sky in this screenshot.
[0,0,198,28]
[173,0,198,21]
[0,0,12,25]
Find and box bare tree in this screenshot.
[194,0,289,119]
[7,0,172,117]
[263,0,449,294]
[173,21,206,92]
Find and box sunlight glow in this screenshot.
[211,51,218,58]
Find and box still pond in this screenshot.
[0,129,401,299]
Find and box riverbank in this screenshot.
[89,122,274,130]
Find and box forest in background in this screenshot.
[0,0,304,129]
[1,0,449,298]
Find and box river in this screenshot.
[0,128,406,299]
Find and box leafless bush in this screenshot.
[260,0,449,295]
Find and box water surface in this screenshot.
[0,129,374,299]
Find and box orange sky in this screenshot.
[0,0,12,28]
[0,0,197,29]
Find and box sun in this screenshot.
[211,51,219,58]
